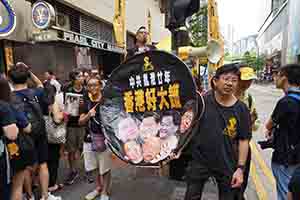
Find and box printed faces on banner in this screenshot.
[115,110,194,164]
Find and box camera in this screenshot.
[258,138,274,150]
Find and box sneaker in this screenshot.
[85,190,100,200]
[100,194,110,200]
[65,171,79,185]
[40,193,62,200]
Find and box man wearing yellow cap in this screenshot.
[235,65,260,200]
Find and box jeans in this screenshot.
[271,162,299,200]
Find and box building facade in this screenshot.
[257,0,300,66]
[0,0,170,79]
[232,34,258,57]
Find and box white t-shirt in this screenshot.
[50,79,62,94]
[55,92,64,111]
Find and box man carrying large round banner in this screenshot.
[100,50,204,166]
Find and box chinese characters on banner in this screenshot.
[124,71,182,113]
[100,51,202,167]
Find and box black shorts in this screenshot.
[33,134,48,165]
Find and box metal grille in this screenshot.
[42,0,115,44]
[46,0,81,32]
[80,15,98,38]
[98,22,114,43]
[80,15,114,43]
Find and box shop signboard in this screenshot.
[57,29,125,54]
[0,0,16,37]
[31,1,56,30]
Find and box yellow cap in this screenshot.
[240,67,257,80]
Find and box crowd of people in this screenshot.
[0,63,112,200]
[0,24,300,200]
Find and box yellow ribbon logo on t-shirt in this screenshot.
[224,117,237,138]
[7,142,20,158]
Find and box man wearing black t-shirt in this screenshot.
[265,64,300,200]
[184,64,251,200]
[63,70,87,185]
[126,26,156,59]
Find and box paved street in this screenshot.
[248,84,283,200]
[51,84,282,200]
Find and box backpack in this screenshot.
[11,89,46,139]
[285,93,300,165]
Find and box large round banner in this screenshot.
[100,50,203,166]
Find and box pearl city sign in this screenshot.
[0,0,16,37]
[57,28,125,54]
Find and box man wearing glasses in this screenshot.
[126,26,157,59]
[183,64,251,200]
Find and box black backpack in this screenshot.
[11,89,46,139]
[286,93,300,165]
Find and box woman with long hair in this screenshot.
[43,82,65,194]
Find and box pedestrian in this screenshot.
[90,68,100,79]
[79,77,112,200]
[288,166,300,200]
[182,63,252,200]
[6,69,36,200]
[44,70,62,95]
[126,26,156,59]
[8,62,61,200]
[63,69,86,185]
[0,77,19,200]
[265,64,300,200]
[234,65,260,200]
[42,83,65,193]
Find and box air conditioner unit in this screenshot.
[56,13,71,30]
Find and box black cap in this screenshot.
[214,63,240,78]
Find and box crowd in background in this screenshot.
[0,63,112,200]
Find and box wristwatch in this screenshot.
[237,165,245,172]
